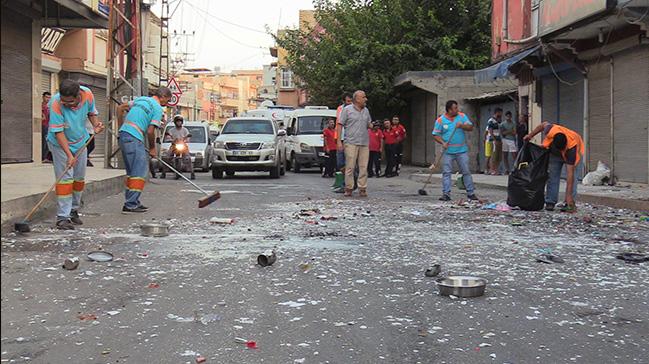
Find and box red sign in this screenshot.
[167,93,180,106]
[167,78,182,95]
[539,0,612,36]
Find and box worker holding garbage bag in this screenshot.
[522,121,584,212]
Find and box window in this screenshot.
[281,68,294,89]
[221,119,274,135]
[297,116,331,135]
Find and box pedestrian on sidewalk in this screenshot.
[483,122,492,174]
[322,118,337,178]
[383,119,399,177]
[116,87,172,214]
[432,100,478,202]
[487,108,503,175]
[524,121,584,212]
[332,93,353,192]
[516,114,529,151]
[41,91,52,163]
[368,121,384,177]
[392,116,407,175]
[500,111,518,174]
[337,90,372,197]
[47,80,104,230]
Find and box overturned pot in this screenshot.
[140,223,170,237]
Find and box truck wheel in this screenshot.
[270,163,280,179]
[292,154,301,173]
[212,167,224,179]
[280,161,286,176]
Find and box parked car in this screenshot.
[161,121,213,172]
[210,117,286,179]
[284,107,336,172]
[243,106,294,129]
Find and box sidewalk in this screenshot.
[1,162,125,228]
[407,167,649,212]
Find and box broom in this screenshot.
[154,158,221,208]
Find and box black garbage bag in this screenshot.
[507,142,549,211]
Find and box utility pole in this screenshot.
[159,0,170,87]
[170,30,195,76]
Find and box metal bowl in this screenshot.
[140,223,170,237]
[436,276,487,298]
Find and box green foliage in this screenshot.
[275,0,492,117]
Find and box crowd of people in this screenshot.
[483,107,529,175]
[322,93,409,195]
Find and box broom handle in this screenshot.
[155,157,210,195]
[23,134,96,221]
[422,125,461,188]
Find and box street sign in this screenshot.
[167,78,182,95]
[167,93,180,106]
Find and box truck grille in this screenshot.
[227,156,260,162]
[226,142,260,150]
[314,146,324,155]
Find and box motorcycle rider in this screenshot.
[164,115,195,180]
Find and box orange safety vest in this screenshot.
[542,124,585,164]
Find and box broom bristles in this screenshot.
[198,192,221,208]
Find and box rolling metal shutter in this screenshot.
[1,8,33,163]
[612,45,649,183]
[41,71,52,95]
[87,85,107,159]
[587,60,611,169]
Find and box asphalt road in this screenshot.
[2,168,648,364]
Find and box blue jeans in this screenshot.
[49,141,87,221]
[119,131,148,209]
[545,154,578,205]
[336,148,346,170]
[442,152,475,196]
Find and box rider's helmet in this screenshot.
[173,114,184,125]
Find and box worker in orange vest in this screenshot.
[524,121,584,213]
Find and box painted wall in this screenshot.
[491,0,532,61]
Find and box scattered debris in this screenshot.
[424,264,441,277]
[62,257,79,270]
[210,217,234,225]
[196,356,207,363]
[87,251,113,262]
[148,282,160,288]
[78,313,97,321]
[257,251,277,267]
[616,252,648,264]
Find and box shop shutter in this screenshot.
[88,85,107,159]
[613,45,649,183]
[41,71,52,95]
[587,60,611,170]
[1,8,33,163]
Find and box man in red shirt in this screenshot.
[383,119,399,177]
[368,121,384,177]
[42,91,52,163]
[392,116,407,175]
[322,118,337,177]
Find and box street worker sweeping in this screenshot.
[46,80,104,230]
[524,121,584,212]
[117,87,172,214]
[432,100,478,202]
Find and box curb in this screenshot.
[1,174,125,232]
[409,173,649,212]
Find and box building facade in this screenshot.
[482,0,649,183]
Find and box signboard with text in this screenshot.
[539,0,613,36]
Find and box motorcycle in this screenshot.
[160,138,195,180]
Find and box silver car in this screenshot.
[210,117,286,179]
[161,121,213,171]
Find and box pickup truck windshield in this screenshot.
[297,116,331,135]
[222,119,274,135]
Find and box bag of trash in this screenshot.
[582,161,610,186]
[507,142,549,211]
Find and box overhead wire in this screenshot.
[184,0,269,34]
[187,4,268,49]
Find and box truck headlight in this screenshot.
[300,143,314,153]
[262,142,276,149]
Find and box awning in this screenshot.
[474,45,541,84]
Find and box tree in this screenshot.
[275,0,492,117]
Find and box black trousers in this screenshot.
[384,143,397,176]
[87,135,95,156]
[324,150,337,176]
[368,151,381,176]
[395,142,403,172]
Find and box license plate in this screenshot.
[232,150,253,156]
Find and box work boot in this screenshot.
[122,206,148,214]
[70,210,83,225]
[545,203,555,211]
[467,194,479,201]
[190,173,196,180]
[359,189,367,198]
[344,188,353,197]
[439,194,451,201]
[56,219,75,230]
